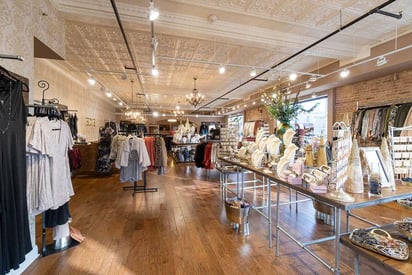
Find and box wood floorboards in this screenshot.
[22,160,410,275]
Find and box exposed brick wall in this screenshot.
[244,106,275,134]
[335,69,412,123]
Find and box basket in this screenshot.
[313,200,333,215]
[225,200,250,224]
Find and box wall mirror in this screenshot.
[360,147,391,187]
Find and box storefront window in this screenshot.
[295,96,328,138]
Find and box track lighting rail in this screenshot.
[196,0,399,112]
[375,9,402,19]
[110,0,151,111]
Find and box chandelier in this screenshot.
[186,77,204,108]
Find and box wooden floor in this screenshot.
[23,159,409,275]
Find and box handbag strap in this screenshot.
[370,228,392,240]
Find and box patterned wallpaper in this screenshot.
[0,0,64,99]
[35,58,117,142]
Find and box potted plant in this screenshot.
[264,88,318,143]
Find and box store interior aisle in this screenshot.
[22,159,399,275]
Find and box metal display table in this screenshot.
[218,157,280,247]
[217,157,412,274]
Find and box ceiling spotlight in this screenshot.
[162,113,165,117]
[149,2,159,21]
[118,102,123,106]
[105,91,112,98]
[151,66,159,76]
[376,56,387,66]
[218,64,225,74]
[153,111,159,117]
[340,68,350,78]
[244,103,247,107]
[252,101,256,105]
[232,106,235,110]
[250,68,257,77]
[305,82,311,89]
[87,76,96,85]
[195,114,199,118]
[113,97,117,101]
[167,118,177,123]
[289,73,298,81]
[309,75,318,82]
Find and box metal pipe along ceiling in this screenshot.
[110,0,151,112]
[196,0,399,112]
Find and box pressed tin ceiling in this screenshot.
[51,0,412,113]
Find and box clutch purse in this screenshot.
[349,228,409,260]
[394,217,412,241]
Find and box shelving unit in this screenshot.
[219,123,239,158]
[389,125,412,179]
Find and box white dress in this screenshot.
[29,118,74,210]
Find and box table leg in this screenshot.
[268,178,272,248]
[241,168,245,200]
[335,207,341,275]
[236,167,240,197]
[275,181,281,256]
[354,252,360,275]
[346,210,350,233]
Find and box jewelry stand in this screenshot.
[327,122,354,203]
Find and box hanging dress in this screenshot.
[0,78,32,274]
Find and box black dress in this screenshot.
[0,78,32,274]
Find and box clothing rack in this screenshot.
[123,170,158,195]
[0,54,24,61]
[28,103,79,256]
[357,100,411,110]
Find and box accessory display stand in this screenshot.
[389,125,412,180]
[327,122,354,202]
